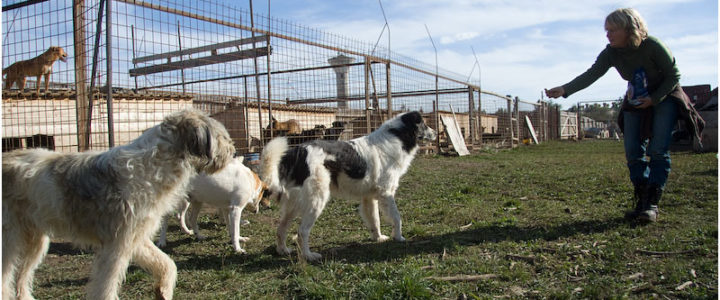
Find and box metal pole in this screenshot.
[468,87,475,146]
[87,0,106,149]
[249,0,267,144]
[266,2,272,129]
[106,0,114,147]
[515,97,520,146]
[507,98,513,148]
[364,58,371,133]
[477,62,482,147]
[425,24,440,154]
[177,21,186,94]
[131,25,138,90]
[265,35,272,126]
[243,77,250,149]
[386,62,392,119]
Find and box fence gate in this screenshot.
[560,111,578,139]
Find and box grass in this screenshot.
[32,140,717,299]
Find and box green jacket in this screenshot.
[562,36,681,105]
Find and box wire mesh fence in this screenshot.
[2,0,563,155]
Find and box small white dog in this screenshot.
[157,157,266,253]
[260,111,435,261]
[2,109,235,300]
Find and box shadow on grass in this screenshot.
[174,215,629,272]
[38,215,635,291]
[324,216,629,264]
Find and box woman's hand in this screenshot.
[634,96,653,109]
[545,87,565,99]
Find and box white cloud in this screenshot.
[440,32,479,45]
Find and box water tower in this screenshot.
[328,54,355,109]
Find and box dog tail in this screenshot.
[259,137,289,200]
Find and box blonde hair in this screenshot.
[605,8,648,48]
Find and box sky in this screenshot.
[245,0,718,108]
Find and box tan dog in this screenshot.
[3,46,68,93]
[269,117,302,135]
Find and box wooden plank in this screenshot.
[525,115,539,144]
[129,46,271,76]
[440,115,470,156]
[132,35,268,64]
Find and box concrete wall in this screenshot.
[2,97,193,152]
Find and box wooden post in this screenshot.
[577,104,582,139]
[73,0,89,151]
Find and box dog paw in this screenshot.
[394,236,406,242]
[304,252,322,262]
[240,220,251,226]
[375,234,390,242]
[277,246,293,256]
[238,236,250,243]
[234,247,247,254]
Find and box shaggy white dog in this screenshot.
[2,109,235,300]
[260,111,436,261]
[156,156,266,253]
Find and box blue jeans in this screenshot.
[623,98,678,189]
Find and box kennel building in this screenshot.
[2,0,558,155]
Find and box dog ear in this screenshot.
[401,111,422,125]
[177,120,213,159]
[194,126,213,159]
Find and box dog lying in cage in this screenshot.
[267,117,302,135]
[2,46,68,94]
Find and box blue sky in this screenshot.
[245,0,718,107]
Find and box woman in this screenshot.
[545,8,704,222]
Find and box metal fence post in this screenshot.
[364,58,371,132]
[468,87,475,146]
[386,62,392,119]
[515,96,520,145]
[507,98,513,148]
[106,0,114,148]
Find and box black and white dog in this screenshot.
[260,111,435,261]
